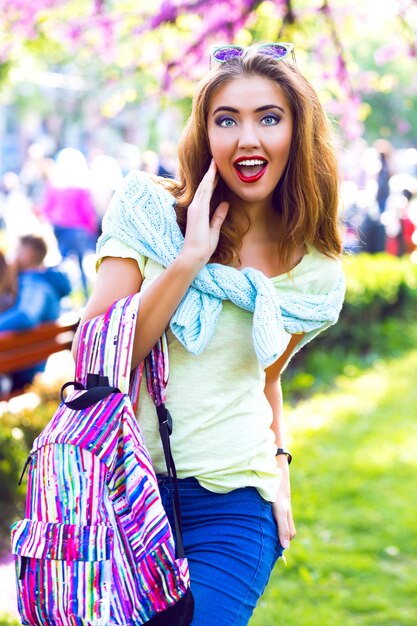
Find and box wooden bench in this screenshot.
[0,313,79,397]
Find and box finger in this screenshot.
[288,513,296,540]
[197,158,215,182]
[210,201,229,232]
[202,159,218,187]
[284,504,296,540]
[277,506,292,549]
[208,158,217,174]
[190,161,219,209]
[279,523,290,548]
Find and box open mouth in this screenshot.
[233,158,268,183]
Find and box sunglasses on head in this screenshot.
[210,42,295,66]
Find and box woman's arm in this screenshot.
[73,160,229,365]
[264,332,305,549]
[74,253,206,365]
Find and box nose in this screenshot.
[237,121,261,150]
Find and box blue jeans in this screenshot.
[157,476,283,626]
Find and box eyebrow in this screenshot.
[212,104,286,115]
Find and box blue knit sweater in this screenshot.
[97,171,345,367]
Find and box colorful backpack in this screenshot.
[11,293,194,625]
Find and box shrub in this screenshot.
[0,422,27,558]
[0,617,19,626]
[0,377,63,556]
[325,252,417,353]
[284,253,417,399]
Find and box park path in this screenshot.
[0,559,18,618]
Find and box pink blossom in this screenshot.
[374,44,399,66]
[0,0,416,140]
[396,118,411,134]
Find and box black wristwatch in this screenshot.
[275,447,292,464]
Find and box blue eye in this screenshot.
[216,116,236,127]
[261,114,280,126]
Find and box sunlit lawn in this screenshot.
[1,350,416,626]
[250,349,417,626]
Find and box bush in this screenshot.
[284,253,417,399]
[324,252,417,352]
[0,422,27,558]
[0,377,63,556]
[0,617,19,626]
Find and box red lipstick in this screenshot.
[233,156,268,184]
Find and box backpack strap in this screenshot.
[75,293,185,558]
[61,380,121,410]
[145,339,186,559]
[75,293,142,404]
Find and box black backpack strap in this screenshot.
[60,379,121,410]
[145,336,186,560]
[156,404,186,559]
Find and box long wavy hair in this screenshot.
[161,52,343,268]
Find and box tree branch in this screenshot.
[397,5,417,57]
[319,0,352,96]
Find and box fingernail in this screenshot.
[282,539,290,549]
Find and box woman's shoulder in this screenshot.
[96,237,147,275]
[119,170,175,204]
[106,170,178,230]
[299,247,344,294]
[273,247,344,295]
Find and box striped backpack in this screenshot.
[11,293,194,625]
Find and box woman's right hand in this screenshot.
[76,161,229,364]
[180,159,229,268]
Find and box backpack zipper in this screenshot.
[18,453,34,486]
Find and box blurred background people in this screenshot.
[0,250,16,313]
[0,234,71,393]
[19,142,54,216]
[89,153,123,235]
[41,148,98,300]
[0,171,41,239]
[114,142,142,176]
[141,149,172,178]
[383,187,417,257]
[374,139,393,215]
[140,143,176,178]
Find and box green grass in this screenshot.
[0,618,18,626]
[1,350,416,626]
[250,349,417,626]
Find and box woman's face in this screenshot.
[207,75,293,209]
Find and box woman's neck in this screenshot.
[226,197,306,276]
[230,201,282,242]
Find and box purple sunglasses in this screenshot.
[210,42,295,67]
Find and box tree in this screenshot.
[1,0,417,142]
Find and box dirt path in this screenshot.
[0,558,18,619]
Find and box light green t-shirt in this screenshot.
[98,238,342,501]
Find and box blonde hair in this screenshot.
[162,52,343,267]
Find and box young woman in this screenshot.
[78,43,345,626]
